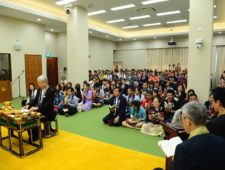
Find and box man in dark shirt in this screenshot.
[164,89,179,123]
[25,75,56,141]
[103,87,127,126]
[172,102,225,170]
[206,87,225,139]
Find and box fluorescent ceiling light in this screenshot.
[89,31,93,34]
[119,38,122,41]
[106,35,109,38]
[214,5,216,8]
[166,19,187,24]
[111,4,135,11]
[142,0,169,5]
[55,0,77,6]
[37,18,41,22]
[123,25,139,29]
[88,10,106,16]
[50,28,54,32]
[130,15,150,20]
[133,38,136,40]
[107,19,125,24]
[143,22,161,27]
[156,10,180,16]
[213,16,218,19]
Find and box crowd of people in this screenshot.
[46,66,223,136]
[22,65,225,170]
[24,66,225,130]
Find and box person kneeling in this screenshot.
[122,100,146,129]
[59,87,78,117]
[103,87,127,126]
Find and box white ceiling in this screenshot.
[87,0,190,31]
[0,0,224,41]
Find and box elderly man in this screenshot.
[172,102,225,170]
[25,75,56,141]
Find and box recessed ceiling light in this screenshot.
[111,4,135,11]
[166,19,187,24]
[106,19,125,24]
[119,38,122,41]
[89,30,93,34]
[218,32,222,34]
[153,36,157,39]
[142,0,169,5]
[123,25,139,29]
[88,10,106,16]
[50,28,54,32]
[214,5,216,8]
[133,38,136,41]
[213,16,218,19]
[37,18,41,22]
[55,0,77,6]
[106,35,109,38]
[156,10,180,16]
[143,23,161,27]
[130,15,150,20]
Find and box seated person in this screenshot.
[164,89,179,123]
[172,93,198,124]
[147,97,164,124]
[21,83,37,106]
[53,87,64,113]
[103,87,127,126]
[92,83,105,108]
[206,87,225,139]
[24,75,56,141]
[172,102,225,170]
[120,78,129,96]
[122,100,146,129]
[141,82,149,101]
[75,83,82,103]
[58,87,78,117]
[204,93,215,118]
[141,91,153,111]
[176,84,186,107]
[81,82,93,112]
[126,87,140,112]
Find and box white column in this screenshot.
[67,6,89,84]
[188,0,214,102]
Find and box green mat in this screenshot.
[2,98,164,157]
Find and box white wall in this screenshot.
[45,32,58,57]
[114,36,225,70]
[56,32,67,80]
[55,33,116,80]
[0,16,45,98]
[89,37,116,70]
[114,50,148,69]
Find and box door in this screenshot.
[25,54,42,95]
[47,57,58,88]
[0,53,12,102]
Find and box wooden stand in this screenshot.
[0,81,12,103]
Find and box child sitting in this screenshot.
[122,100,146,129]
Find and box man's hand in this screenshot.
[23,105,29,109]
[114,116,119,123]
[29,107,39,111]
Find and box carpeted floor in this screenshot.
[0,98,165,170]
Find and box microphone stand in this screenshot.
[11,70,25,98]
